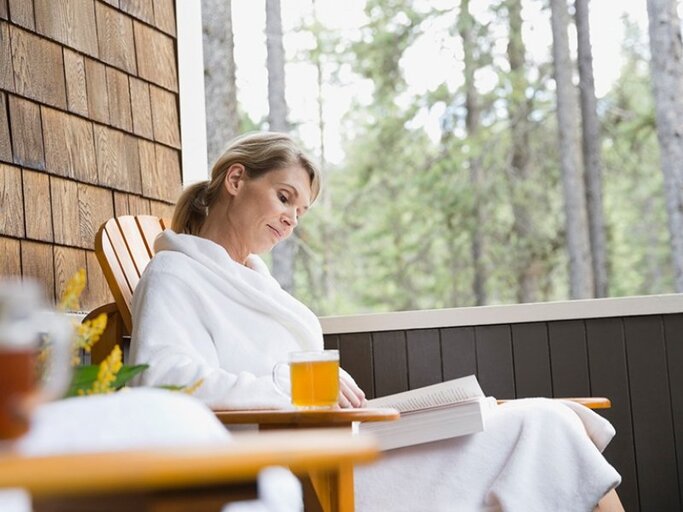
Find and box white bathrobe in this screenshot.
[131,231,621,511]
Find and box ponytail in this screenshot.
[171,181,209,235]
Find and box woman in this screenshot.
[130,132,622,511]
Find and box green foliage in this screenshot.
[67,364,149,398]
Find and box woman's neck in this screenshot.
[198,206,249,265]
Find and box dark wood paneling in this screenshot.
[129,77,153,138]
[133,21,177,91]
[42,106,97,183]
[586,317,639,512]
[8,0,34,29]
[338,333,374,399]
[0,92,11,162]
[63,48,88,116]
[372,331,408,397]
[85,58,110,124]
[663,313,683,509]
[0,163,24,237]
[20,240,54,299]
[10,26,67,108]
[149,84,180,148]
[548,320,591,397]
[22,169,53,242]
[9,94,44,169]
[0,236,21,275]
[511,322,553,398]
[406,328,441,389]
[95,1,137,74]
[106,66,133,131]
[0,21,14,92]
[94,124,141,193]
[322,334,339,350]
[440,326,476,380]
[625,316,680,511]
[475,324,515,398]
[153,0,176,36]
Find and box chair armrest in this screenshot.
[213,407,400,430]
[497,397,611,409]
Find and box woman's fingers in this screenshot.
[339,376,366,408]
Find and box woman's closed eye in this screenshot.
[278,192,289,204]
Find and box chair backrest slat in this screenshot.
[95,215,168,333]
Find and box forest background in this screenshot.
[200,0,683,316]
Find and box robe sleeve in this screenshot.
[130,269,291,410]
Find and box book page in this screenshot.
[366,375,485,413]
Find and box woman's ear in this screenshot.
[224,164,246,196]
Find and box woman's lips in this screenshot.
[267,224,282,239]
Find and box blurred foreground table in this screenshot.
[0,429,378,512]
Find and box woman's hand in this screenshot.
[338,370,367,408]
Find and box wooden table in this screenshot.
[0,429,378,512]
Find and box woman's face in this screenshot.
[228,165,312,255]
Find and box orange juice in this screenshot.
[290,359,339,408]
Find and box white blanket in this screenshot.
[131,231,621,511]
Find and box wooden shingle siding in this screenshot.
[10,27,67,109]
[0,236,21,275]
[20,241,54,298]
[42,106,97,183]
[149,84,180,148]
[105,66,133,131]
[95,1,136,74]
[1,0,180,308]
[324,309,683,512]
[63,49,88,116]
[8,0,34,30]
[0,22,14,92]
[9,94,45,169]
[129,77,153,138]
[0,162,24,237]
[133,21,177,92]
[22,169,53,242]
[0,92,12,162]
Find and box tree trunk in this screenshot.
[460,0,486,306]
[266,0,295,292]
[506,0,538,303]
[646,0,683,292]
[549,0,594,299]
[201,0,239,166]
[575,0,609,297]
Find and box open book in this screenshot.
[359,375,492,451]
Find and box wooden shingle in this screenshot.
[152,143,181,203]
[0,22,15,92]
[10,26,67,109]
[119,0,153,24]
[149,84,180,148]
[113,191,130,216]
[149,200,175,220]
[77,182,114,249]
[50,176,79,246]
[8,94,45,169]
[84,250,113,309]
[154,0,175,37]
[134,21,177,92]
[63,49,88,116]
[42,106,97,183]
[95,1,137,74]
[21,240,55,300]
[128,193,151,215]
[129,77,153,138]
[53,244,87,305]
[0,163,24,237]
[93,124,141,193]
[0,1,7,20]
[8,0,34,30]
[106,66,133,132]
[84,58,110,124]
[34,0,98,57]
[0,92,11,163]
[22,169,53,242]
[0,236,21,276]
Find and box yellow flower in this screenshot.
[182,378,205,395]
[59,268,86,311]
[83,345,123,395]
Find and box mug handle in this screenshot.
[36,311,73,401]
[271,361,291,398]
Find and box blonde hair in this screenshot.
[172,132,321,235]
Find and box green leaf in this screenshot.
[65,364,149,397]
